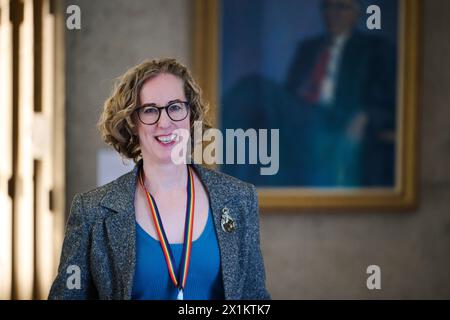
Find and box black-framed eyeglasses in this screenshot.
[135,100,190,125]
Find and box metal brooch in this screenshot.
[221,207,236,233]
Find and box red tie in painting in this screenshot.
[302,45,332,104]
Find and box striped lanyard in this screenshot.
[138,165,195,300]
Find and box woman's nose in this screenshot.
[156,109,171,128]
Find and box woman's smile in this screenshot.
[154,133,178,146]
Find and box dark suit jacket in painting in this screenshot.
[48,160,270,300]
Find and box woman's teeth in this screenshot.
[156,134,177,144]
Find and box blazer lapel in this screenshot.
[101,163,140,300]
[192,164,244,300]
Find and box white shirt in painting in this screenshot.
[319,33,349,106]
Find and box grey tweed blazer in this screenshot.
[48,161,270,300]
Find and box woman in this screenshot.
[49,58,270,300]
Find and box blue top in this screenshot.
[131,207,224,300]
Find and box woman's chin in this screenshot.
[154,150,183,165]
[142,139,188,165]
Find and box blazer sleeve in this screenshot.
[241,184,271,300]
[48,193,97,299]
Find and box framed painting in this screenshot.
[193,0,420,211]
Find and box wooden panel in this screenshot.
[13,0,35,299]
[32,0,56,298]
[1,0,64,300]
[0,0,13,300]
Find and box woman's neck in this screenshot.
[141,160,187,194]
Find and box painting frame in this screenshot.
[192,0,421,212]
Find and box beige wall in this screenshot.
[65,0,450,299]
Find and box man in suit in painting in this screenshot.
[285,0,396,187]
[221,0,396,187]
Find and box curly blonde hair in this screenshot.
[98,58,209,163]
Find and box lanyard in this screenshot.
[138,165,195,300]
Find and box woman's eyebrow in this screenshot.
[167,99,184,104]
[141,99,183,107]
[140,102,157,107]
